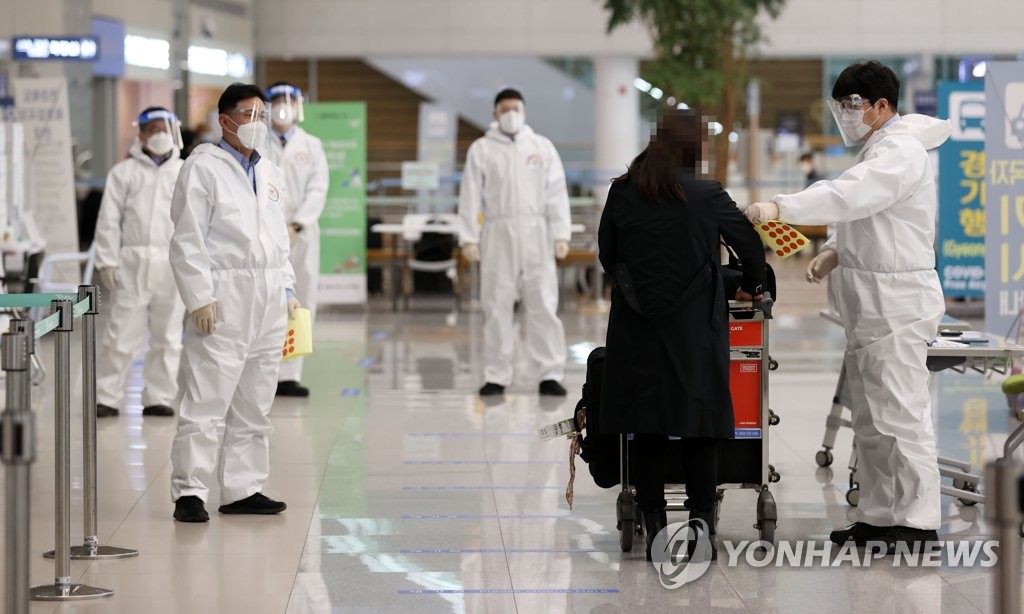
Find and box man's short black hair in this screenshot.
[217,83,266,115]
[832,61,900,112]
[799,152,814,163]
[494,88,524,107]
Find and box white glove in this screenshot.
[462,243,480,263]
[744,202,781,224]
[191,302,218,334]
[99,267,119,289]
[806,249,839,284]
[555,240,569,260]
[287,297,301,319]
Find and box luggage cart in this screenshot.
[813,309,1024,507]
[616,297,780,551]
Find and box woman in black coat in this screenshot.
[597,109,767,561]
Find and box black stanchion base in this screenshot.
[30,583,113,601]
[43,545,139,560]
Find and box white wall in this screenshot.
[760,0,1024,57]
[254,0,651,58]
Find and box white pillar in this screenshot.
[593,57,641,205]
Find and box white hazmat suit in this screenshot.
[94,141,186,410]
[168,143,295,504]
[773,114,952,529]
[458,124,571,387]
[266,126,329,384]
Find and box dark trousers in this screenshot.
[632,435,721,513]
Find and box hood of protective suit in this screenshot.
[879,114,952,150]
[485,122,535,143]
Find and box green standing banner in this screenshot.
[302,102,367,305]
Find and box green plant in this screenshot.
[603,0,786,184]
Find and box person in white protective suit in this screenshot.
[168,83,301,523]
[458,88,572,397]
[745,61,951,552]
[264,82,329,398]
[93,107,186,418]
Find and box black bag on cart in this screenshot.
[571,347,621,488]
[720,241,777,303]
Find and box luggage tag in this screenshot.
[283,307,313,361]
[753,221,810,259]
[538,418,577,441]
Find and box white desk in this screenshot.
[816,309,1024,506]
[371,221,586,311]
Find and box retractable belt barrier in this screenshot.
[0,287,138,612]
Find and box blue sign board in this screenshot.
[91,17,125,78]
[12,36,99,61]
[937,81,986,298]
[984,63,1024,335]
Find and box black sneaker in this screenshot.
[173,496,210,523]
[142,405,174,417]
[829,522,887,546]
[218,492,287,515]
[96,404,119,418]
[539,380,567,396]
[276,380,310,397]
[876,526,940,555]
[478,382,506,396]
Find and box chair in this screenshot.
[401,214,460,311]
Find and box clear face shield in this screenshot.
[134,109,183,156]
[222,101,271,152]
[266,84,305,128]
[828,94,874,147]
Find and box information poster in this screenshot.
[12,78,79,276]
[303,102,367,305]
[937,81,986,297]
[984,63,1024,335]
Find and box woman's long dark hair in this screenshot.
[614,108,705,204]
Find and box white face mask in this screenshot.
[229,119,268,150]
[838,108,872,143]
[272,103,295,126]
[498,109,524,134]
[146,132,174,156]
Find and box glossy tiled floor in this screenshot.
[1,257,1020,613]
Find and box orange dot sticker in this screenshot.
[282,350,288,357]
[289,330,295,336]
[782,225,791,231]
[776,239,784,246]
[761,225,769,231]
[797,239,806,245]
[783,246,791,254]
[775,250,784,256]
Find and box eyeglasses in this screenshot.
[228,107,270,123]
[834,95,873,112]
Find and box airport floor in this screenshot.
[0,257,1020,613]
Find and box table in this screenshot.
[815,310,1024,506]
[371,221,586,312]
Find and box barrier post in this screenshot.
[2,327,33,614]
[985,458,1022,614]
[29,300,112,601]
[67,286,137,560]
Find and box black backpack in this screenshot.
[572,347,620,488]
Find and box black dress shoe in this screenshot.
[539,380,567,396]
[276,380,310,397]
[688,509,718,561]
[142,405,174,417]
[478,382,506,396]
[878,526,940,554]
[218,492,287,515]
[173,496,209,523]
[643,509,668,562]
[96,404,119,418]
[829,522,887,546]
